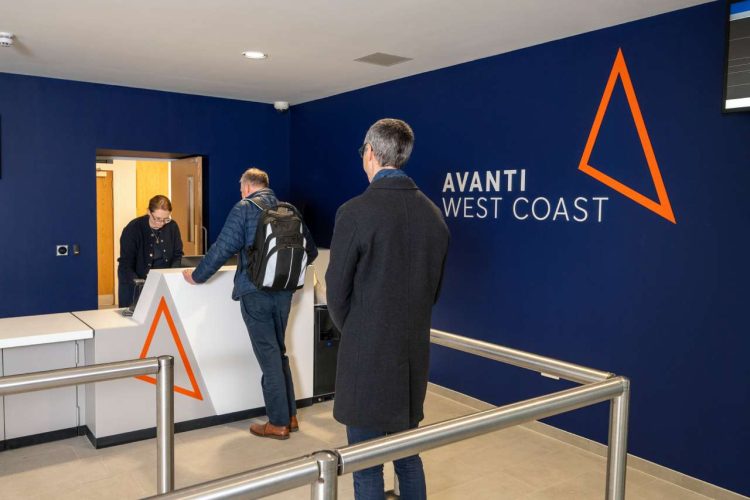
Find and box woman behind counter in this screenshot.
[118,195,184,307]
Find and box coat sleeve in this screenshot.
[192,203,247,283]
[434,247,449,304]
[325,205,359,331]
[117,223,139,284]
[171,223,184,268]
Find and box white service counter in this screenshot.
[0,265,315,448]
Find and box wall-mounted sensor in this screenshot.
[0,33,15,48]
[56,245,69,256]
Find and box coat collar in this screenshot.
[245,187,274,200]
[138,214,156,231]
[368,176,418,190]
[139,213,172,233]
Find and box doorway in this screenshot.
[95,151,206,308]
[170,157,204,257]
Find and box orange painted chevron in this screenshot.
[136,296,204,400]
[578,48,676,224]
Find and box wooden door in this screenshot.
[136,160,170,213]
[170,157,204,256]
[96,170,114,304]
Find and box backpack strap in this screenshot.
[247,198,269,211]
[243,198,269,253]
[275,201,303,217]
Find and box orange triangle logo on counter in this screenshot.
[578,48,676,224]
[136,296,203,400]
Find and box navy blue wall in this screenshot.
[290,2,750,495]
[0,74,289,318]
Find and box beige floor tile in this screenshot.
[422,397,477,423]
[522,474,603,500]
[0,472,76,499]
[174,422,239,444]
[423,444,518,493]
[57,472,148,500]
[574,468,663,494]
[0,440,73,461]
[502,446,604,490]
[429,469,537,499]
[0,444,81,473]
[68,436,106,460]
[631,476,713,500]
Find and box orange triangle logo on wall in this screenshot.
[136,296,204,400]
[578,48,676,224]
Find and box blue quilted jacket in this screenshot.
[191,188,317,299]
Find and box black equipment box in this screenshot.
[314,305,340,400]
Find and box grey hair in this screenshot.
[239,167,269,188]
[363,118,414,168]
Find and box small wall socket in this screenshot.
[56,245,69,256]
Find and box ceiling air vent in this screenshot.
[354,52,412,67]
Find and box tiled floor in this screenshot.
[0,390,711,499]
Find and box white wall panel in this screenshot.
[1,350,4,442]
[4,342,78,439]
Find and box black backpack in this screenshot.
[245,199,309,291]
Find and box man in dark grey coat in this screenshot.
[326,119,450,499]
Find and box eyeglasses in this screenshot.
[150,213,172,224]
[358,143,368,158]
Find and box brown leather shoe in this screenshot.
[249,422,290,440]
[289,415,299,433]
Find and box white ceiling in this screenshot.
[0,0,712,105]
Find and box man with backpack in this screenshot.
[183,167,317,440]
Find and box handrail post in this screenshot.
[156,355,175,494]
[606,377,630,500]
[311,451,338,500]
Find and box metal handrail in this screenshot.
[0,356,176,494]
[430,328,613,384]
[149,328,630,500]
[0,358,160,395]
[338,377,628,474]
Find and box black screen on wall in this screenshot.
[724,0,750,111]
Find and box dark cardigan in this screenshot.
[326,176,450,432]
[117,214,183,307]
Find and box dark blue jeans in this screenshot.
[347,425,426,500]
[240,290,296,427]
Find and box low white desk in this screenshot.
[0,313,93,446]
[0,313,92,349]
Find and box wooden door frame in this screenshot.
[95,169,114,306]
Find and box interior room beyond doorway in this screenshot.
[95,151,205,308]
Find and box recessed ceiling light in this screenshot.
[242,51,268,60]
